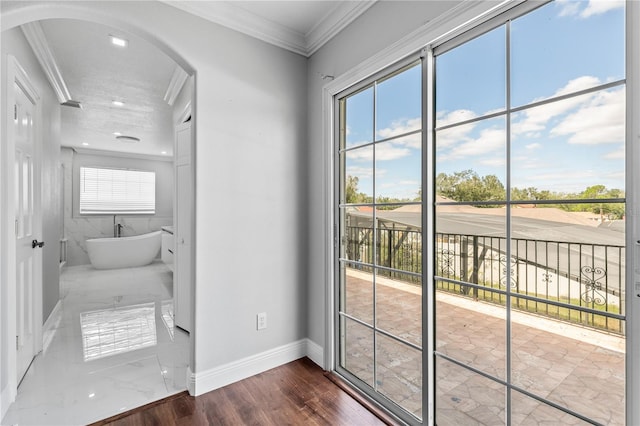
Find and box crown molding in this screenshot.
[162,1,307,56]
[71,146,173,162]
[305,1,377,56]
[161,1,377,57]
[20,21,72,103]
[164,64,188,106]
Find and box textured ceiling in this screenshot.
[34,2,375,158]
[39,19,177,158]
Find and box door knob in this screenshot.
[32,239,44,249]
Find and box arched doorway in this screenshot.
[1,3,197,421]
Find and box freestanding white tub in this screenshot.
[86,231,162,270]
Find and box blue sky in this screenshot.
[344,0,625,201]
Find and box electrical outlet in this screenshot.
[257,312,267,330]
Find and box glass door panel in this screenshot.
[337,61,423,423]
[340,317,374,387]
[435,357,506,425]
[435,207,507,381]
[434,1,626,424]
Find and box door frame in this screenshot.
[626,1,640,423]
[2,54,43,413]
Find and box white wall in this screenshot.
[305,0,462,355]
[60,147,173,266]
[1,0,308,395]
[0,25,61,418]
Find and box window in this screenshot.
[79,166,156,215]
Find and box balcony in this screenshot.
[340,209,625,424]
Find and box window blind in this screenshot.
[80,166,156,214]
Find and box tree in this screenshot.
[511,187,551,201]
[436,170,504,203]
[345,175,373,204]
[345,175,360,204]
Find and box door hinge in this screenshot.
[16,335,19,350]
[15,220,18,236]
[14,104,17,120]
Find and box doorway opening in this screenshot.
[0,8,195,422]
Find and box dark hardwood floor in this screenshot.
[90,357,389,425]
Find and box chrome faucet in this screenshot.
[113,215,123,237]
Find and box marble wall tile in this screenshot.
[61,148,173,266]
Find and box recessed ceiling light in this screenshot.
[161,151,167,155]
[82,142,89,146]
[109,35,128,48]
[113,132,122,136]
[111,100,124,107]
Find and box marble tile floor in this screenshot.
[342,268,625,425]
[1,261,190,426]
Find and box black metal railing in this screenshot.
[344,226,625,334]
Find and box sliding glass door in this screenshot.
[433,2,625,424]
[335,1,627,424]
[336,60,424,423]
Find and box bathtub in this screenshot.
[86,231,162,270]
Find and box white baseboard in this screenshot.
[43,299,62,332]
[186,366,195,396]
[42,299,62,353]
[1,382,16,422]
[191,338,323,396]
[305,338,324,368]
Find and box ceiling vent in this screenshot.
[116,135,140,143]
[61,100,82,109]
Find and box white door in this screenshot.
[13,79,41,383]
[174,121,192,332]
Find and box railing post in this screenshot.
[461,236,470,295]
[472,236,479,301]
[388,229,393,272]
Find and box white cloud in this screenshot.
[513,77,624,146]
[604,146,625,160]
[436,121,476,149]
[526,170,600,185]
[512,156,546,171]
[557,0,582,17]
[438,127,505,161]
[345,166,373,178]
[605,171,625,182]
[512,76,602,136]
[376,117,422,150]
[478,158,506,167]
[525,143,542,150]
[553,76,602,97]
[347,137,415,163]
[346,147,373,162]
[581,0,624,18]
[375,143,412,161]
[557,0,624,18]
[377,117,421,139]
[550,87,624,145]
[399,180,421,186]
[436,109,477,128]
[348,117,422,162]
